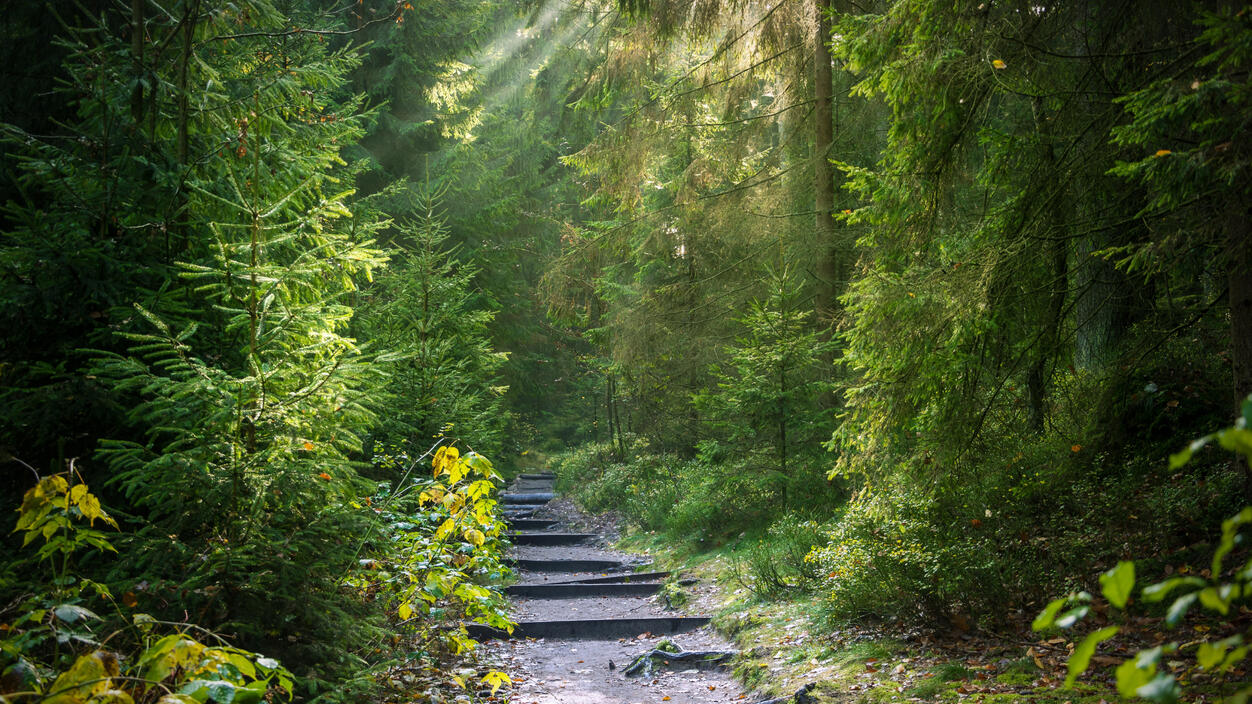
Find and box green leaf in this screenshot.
[1221,645,1248,672]
[1214,507,1252,575]
[1136,672,1180,703]
[1141,576,1204,603]
[1218,428,1252,457]
[1065,626,1119,687]
[1100,561,1135,609]
[1054,606,1090,629]
[1169,435,1211,469]
[1137,644,1171,669]
[1032,596,1068,631]
[1165,592,1197,626]
[1197,585,1230,615]
[225,652,256,679]
[53,604,100,623]
[207,682,236,703]
[1116,657,1155,698]
[1197,640,1228,669]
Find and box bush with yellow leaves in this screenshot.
[0,472,293,704]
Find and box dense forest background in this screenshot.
[1,0,1249,701]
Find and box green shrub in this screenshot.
[1035,398,1252,704]
[740,516,825,600]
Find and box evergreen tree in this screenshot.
[696,265,834,508]
[357,189,509,458]
[0,0,394,672]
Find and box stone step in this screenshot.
[519,473,555,479]
[504,582,663,599]
[500,492,555,504]
[549,570,671,585]
[510,485,555,494]
[511,558,637,572]
[508,532,597,546]
[466,616,711,641]
[506,518,561,530]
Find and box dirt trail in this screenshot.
[482,474,747,704]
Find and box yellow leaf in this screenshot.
[435,518,456,540]
[419,485,446,505]
[451,674,465,689]
[302,442,315,451]
[992,59,1007,69]
[47,651,120,703]
[69,484,88,505]
[464,529,486,547]
[398,603,413,620]
[480,671,512,694]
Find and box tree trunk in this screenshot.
[1025,97,1067,433]
[176,0,200,165]
[1229,211,1252,405]
[130,0,145,127]
[1227,209,1252,501]
[813,0,838,328]
[1074,238,1131,370]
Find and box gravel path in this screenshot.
[483,480,746,704]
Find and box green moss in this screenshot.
[996,672,1037,686]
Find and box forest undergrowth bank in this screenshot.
[552,396,1252,703]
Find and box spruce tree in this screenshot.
[357,189,508,459]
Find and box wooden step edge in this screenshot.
[466,616,711,641]
[504,582,663,598]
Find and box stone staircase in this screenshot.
[468,471,711,641]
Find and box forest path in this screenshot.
[477,473,749,703]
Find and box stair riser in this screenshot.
[506,518,561,530]
[466,616,711,641]
[500,492,555,504]
[505,583,662,598]
[511,559,638,572]
[548,571,671,585]
[508,532,596,546]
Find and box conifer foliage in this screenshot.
[1,0,513,695]
[357,188,509,457]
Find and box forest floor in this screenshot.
[613,532,1250,704]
